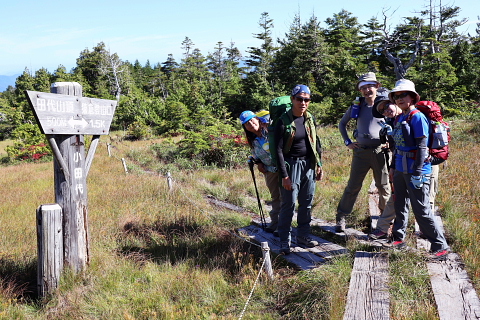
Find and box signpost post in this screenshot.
[26,82,117,295]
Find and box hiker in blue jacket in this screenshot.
[388,79,449,259]
[240,110,281,235]
[274,84,323,255]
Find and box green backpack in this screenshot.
[267,96,292,168]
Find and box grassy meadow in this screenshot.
[0,120,478,319]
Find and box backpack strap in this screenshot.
[280,110,295,154]
[406,109,420,123]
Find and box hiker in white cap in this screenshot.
[336,72,392,232]
[388,79,449,259]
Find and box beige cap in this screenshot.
[356,72,381,90]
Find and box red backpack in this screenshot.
[407,101,451,162]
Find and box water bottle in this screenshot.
[350,97,360,119]
[432,121,448,148]
[401,121,416,147]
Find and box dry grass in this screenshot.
[0,121,478,319]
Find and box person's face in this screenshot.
[379,102,399,119]
[392,91,414,111]
[359,83,378,99]
[291,93,311,116]
[244,117,260,133]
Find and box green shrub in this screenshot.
[127,120,153,140]
[4,123,51,161]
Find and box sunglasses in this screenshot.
[380,104,394,115]
[294,96,311,103]
[392,92,410,100]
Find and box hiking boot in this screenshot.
[297,236,318,248]
[280,241,290,255]
[335,217,346,233]
[390,240,406,250]
[369,229,388,240]
[265,222,278,233]
[429,249,449,261]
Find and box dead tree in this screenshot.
[379,9,423,80]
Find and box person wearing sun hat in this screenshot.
[386,79,441,213]
[239,110,282,236]
[274,84,323,254]
[336,72,391,232]
[387,79,449,259]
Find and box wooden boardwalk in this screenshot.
[238,224,347,270]
[218,180,480,320]
[343,251,390,320]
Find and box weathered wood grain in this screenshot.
[343,251,390,320]
[238,225,349,270]
[37,204,63,297]
[427,253,480,320]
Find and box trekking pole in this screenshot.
[248,157,267,230]
[383,147,395,200]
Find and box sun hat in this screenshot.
[291,84,311,96]
[372,98,391,118]
[239,110,256,124]
[388,79,420,104]
[356,72,381,90]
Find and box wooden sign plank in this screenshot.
[25,90,117,135]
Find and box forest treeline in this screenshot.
[0,7,479,164]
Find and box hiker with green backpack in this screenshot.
[273,84,323,255]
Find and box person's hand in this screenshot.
[316,166,324,181]
[282,177,293,191]
[347,142,360,149]
[378,121,393,135]
[410,175,428,189]
[257,163,267,174]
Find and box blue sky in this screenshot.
[1,0,478,76]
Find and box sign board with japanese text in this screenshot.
[25,90,117,135]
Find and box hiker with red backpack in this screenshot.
[388,79,449,259]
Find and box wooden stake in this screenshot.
[37,204,63,297]
[261,242,274,280]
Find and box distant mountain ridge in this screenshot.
[0,74,19,92]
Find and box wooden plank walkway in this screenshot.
[343,251,390,320]
[238,224,347,270]
[211,181,480,319]
[427,253,480,319]
[415,213,480,319]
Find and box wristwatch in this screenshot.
[344,139,352,146]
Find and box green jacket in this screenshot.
[279,109,322,170]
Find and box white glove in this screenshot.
[410,175,428,189]
[378,121,393,135]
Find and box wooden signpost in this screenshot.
[26,82,117,296]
